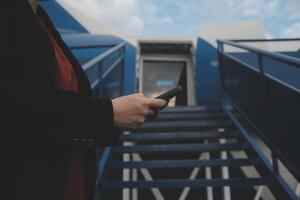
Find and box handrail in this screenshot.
[218,38,300,182]
[220,51,300,94]
[69,44,115,49]
[217,39,300,68]
[82,42,126,71]
[230,38,300,43]
[79,42,127,191]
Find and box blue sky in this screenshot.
[70,0,300,38]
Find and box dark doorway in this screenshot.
[142,60,188,105]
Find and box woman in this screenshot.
[0,0,167,199]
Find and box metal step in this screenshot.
[162,105,221,113]
[156,112,227,121]
[120,130,239,142]
[134,120,232,132]
[107,158,260,169]
[99,177,274,189]
[112,143,249,154]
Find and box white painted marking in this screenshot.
[220,138,231,200]
[254,186,265,200]
[122,153,130,200]
[205,150,214,200]
[132,169,138,200]
[122,137,131,200]
[296,183,300,196]
[179,153,207,200]
[132,153,165,200]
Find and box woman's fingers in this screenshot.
[143,108,154,116]
[147,99,168,108]
[112,93,167,129]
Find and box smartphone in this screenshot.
[155,85,183,101]
[146,86,183,120]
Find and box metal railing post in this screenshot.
[121,46,126,95]
[217,42,226,100]
[96,61,103,98]
[82,43,127,199]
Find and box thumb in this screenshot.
[147,98,168,108]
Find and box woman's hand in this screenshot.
[112,93,167,129]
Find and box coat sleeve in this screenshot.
[0,66,120,146]
[0,1,120,146]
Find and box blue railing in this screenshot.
[82,42,126,192]
[217,39,300,182]
[83,42,126,99]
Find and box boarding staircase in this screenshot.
[81,38,300,199]
[96,104,297,200]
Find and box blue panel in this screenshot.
[62,34,124,48]
[40,1,87,34]
[123,44,136,95]
[195,38,221,105]
[82,42,136,97]
[220,48,300,180]
[221,54,269,139]
[229,52,300,89]
[71,48,110,65]
[102,62,123,99]
[278,51,300,59]
[268,76,300,180]
[228,52,259,69]
[264,57,300,89]
[85,65,99,85]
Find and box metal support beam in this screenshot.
[100,178,274,189]
[108,158,260,170]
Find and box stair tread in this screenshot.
[112,143,249,154]
[162,105,222,113]
[107,158,260,169]
[99,177,274,189]
[156,112,227,121]
[141,120,231,128]
[120,130,239,142]
[134,120,232,132]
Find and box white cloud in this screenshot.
[161,17,173,25]
[282,0,300,20]
[288,12,300,20]
[240,0,280,17]
[243,8,260,16]
[282,23,300,38]
[59,0,300,37]
[265,32,274,39]
[64,0,152,33]
[130,16,144,31]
